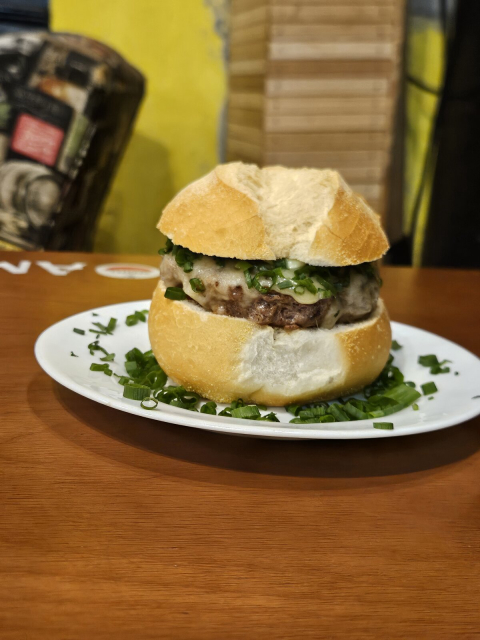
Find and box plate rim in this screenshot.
[34,300,480,440]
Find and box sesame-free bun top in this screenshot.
[158,162,389,267]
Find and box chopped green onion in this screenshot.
[277,279,296,289]
[231,405,261,419]
[189,278,205,293]
[214,257,226,267]
[244,268,254,288]
[258,412,280,422]
[235,261,252,271]
[294,285,305,295]
[418,355,439,367]
[290,415,335,424]
[373,422,394,430]
[100,353,115,362]
[92,313,98,316]
[164,286,187,300]
[421,381,438,395]
[430,364,450,374]
[70,351,78,357]
[200,401,217,415]
[92,320,115,335]
[418,354,451,374]
[126,315,138,326]
[412,403,419,411]
[286,404,301,416]
[344,402,368,420]
[391,340,402,351]
[329,404,350,421]
[90,363,113,376]
[252,270,277,294]
[383,383,421,406]
[140,397,158,410]
[73,328,85,335]
[158,238,173,255]
[123,384,151,401]
[293,277,317,294]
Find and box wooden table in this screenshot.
[1,251,479,640]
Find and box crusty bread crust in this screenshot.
[148,281,392,406]
[159,162,389,266]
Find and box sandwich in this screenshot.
[148,162,391,406]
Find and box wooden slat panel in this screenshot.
[266,77,389,96]
[229,93,265,110]
[266,131,391,152]
[271,23,396,42]
[270,41,395,60]
[227,139,264,162]
[264,150,388,166]
[231,0,268,14]
[229,23,269,45]
[228,124,264,146]
[228,108,264,128]
[265,113,389,132]
[265,96,392,116]
[230,42,268,62]
[230,60,266,75]
[229,75,265,92]
[272,0,396,5]
[272,5,397,25]
[350,183,383,200]
[267,59,394,77]
[231,6,268,29]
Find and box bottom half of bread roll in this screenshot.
[148,281,392,406]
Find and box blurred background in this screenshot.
[0,0,478,268]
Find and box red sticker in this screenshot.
[11,114,64,167]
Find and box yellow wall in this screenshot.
[51,0,227,254]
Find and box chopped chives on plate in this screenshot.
[73,328,85,335]
[70,351,78,357]
[373,422,394,430]
[391,340,402,351]
[422,381,438,395]
[412,403,419,411]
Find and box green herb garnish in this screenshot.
[90,363,113,376]
[391,340,402,351]
[70,352,78,357]
[158,238,174,255]
[190,278,205,293]
[373,422,394,430]
[422,382,438,395]
[73,328,85,335]
[418,354,451,374]
[200,401,217,415]
[164,286,187,300]
[123,383,151,400]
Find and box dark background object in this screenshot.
[0,0,48,34]
[0,31,144,251]
[421,0,480,268]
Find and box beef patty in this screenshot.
[160,253,379,330]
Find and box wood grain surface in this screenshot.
[1,251,480,640]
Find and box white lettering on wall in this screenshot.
[0,260,32,274]
[36,261,87,276]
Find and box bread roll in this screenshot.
[159,162,389,266]
[148,281,392,406]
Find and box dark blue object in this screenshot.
[0,1,49,34]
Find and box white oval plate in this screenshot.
[34,300,480,440]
